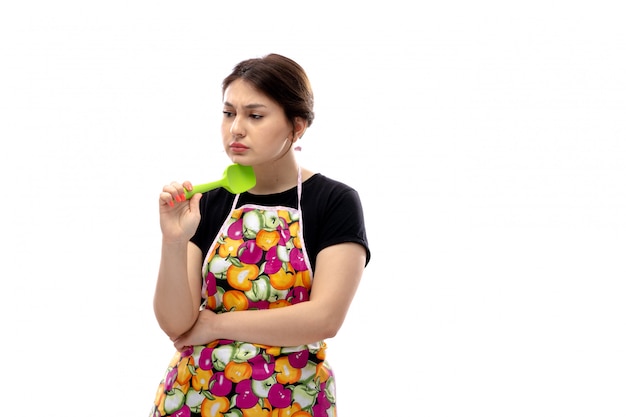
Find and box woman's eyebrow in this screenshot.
[223,101,267,109]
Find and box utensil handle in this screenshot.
[184,180,222,199]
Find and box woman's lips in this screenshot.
[230,143,249,152]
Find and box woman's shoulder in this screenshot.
[302,171,363,214]
[303,170,358,194]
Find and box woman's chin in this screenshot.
[229,155,253,166]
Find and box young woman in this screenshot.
[150,53,371,417]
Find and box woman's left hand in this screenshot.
[171,309,218,351]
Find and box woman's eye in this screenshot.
[222,111,234,117]
[250,114,263,120]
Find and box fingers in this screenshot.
[160,182,194,207]
[181,180,193,192]
[171,336,190,352]
[188,191,202,211]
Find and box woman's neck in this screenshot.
[249,158,300,195]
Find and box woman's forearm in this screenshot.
[172,243,366,350]
[210,300,343,346]
[153,240,200,338]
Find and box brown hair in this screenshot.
[222,53,315,127]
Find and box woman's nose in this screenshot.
[230,116,244,137]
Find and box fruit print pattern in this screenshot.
[150,204,337,417]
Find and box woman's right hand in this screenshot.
[158,181,202,242]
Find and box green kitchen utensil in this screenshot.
[184,164,256,199]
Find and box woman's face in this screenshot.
[221,79,294,166]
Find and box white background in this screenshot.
[1,1,625,416]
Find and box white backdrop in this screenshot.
[1,1,625,416]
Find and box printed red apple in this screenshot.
[238,240,263,264]
[209,371,233,397]
[264,245,283,274]
[227,217,244,240]
[277,222,291,245]
[289,247,307,271]
[235,379,259,409]
[288,349,309,369]
[289,286,309,304]
[249,354,276,380]
[268,383,292,408]
[198,346,214,370]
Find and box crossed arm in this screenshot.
[153,240,367,350]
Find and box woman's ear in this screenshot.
[292,117,307,140]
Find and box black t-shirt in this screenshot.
[190,173,370,273]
